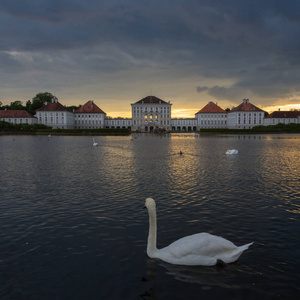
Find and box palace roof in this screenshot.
[231,99,264,112]
[0,110,36,118]
[75,100,106,114]
[196,102,226,114]
[36,99,72,112]
[134,96,169,104]
[266,111,300,118]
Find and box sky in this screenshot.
[1,0,300,117]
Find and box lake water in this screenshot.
[0,133,299,299]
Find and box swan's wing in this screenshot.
[160,232,237,258]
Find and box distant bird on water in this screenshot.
[226,149,238,155]
[93,138,98,146]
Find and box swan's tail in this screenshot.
[221,242,253,264]
[238,242,253,252]
[231,242,253,262]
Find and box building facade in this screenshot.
[131,96,172,132]
[36,98,74,129]
[4,96,300,131]
[227,99,265,129]
[264,111,300,126]
[74,100,106,129]
[171,118,197,131]
[105,118,132,129]
[0,110,37,124]
[195,102,227,130]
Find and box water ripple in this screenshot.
[0,134,299,299]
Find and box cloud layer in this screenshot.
[1,0,300,114]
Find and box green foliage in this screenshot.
[252,123,300,133]
[10,100,25,110]
[0,92,56,115]
[0,121,51,132]
[29,92,56,114]
[0,100,26,111]
[199,123,300,134]
[66,105,81,111]
[0,120,130,135]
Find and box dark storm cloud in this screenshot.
[0,0,300,106]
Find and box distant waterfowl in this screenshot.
[48,134,51,138]
[93,138,98,146]
[226,149,238,155]
[143,198,253,266]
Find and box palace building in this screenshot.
[2,96,300,131]
[131,96,172,132]
[0,110,37,125]
[74,100,106,129]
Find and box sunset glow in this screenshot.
[262,103,300,113]
[1,1,299,120]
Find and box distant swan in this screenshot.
[93,138,98,146]
[226,149,238,155]
[143,198,253,266]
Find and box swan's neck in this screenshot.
[147,206,157,257]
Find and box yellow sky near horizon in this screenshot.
[107,103,300,118]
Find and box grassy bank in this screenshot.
[199,123,300,134]
[0,121,130,136]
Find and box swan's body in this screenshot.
[226,149,238,155]
[93,138,98,146]
[144,198,252,266]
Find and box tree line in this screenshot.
[0,92,80,115]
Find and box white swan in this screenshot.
[226,149,238,155]
[93,138,98,146]
[143,198,253,266]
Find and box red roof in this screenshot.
[135,96,168,104]
[36,100,71,112]
[196,102,226,114]
[0,110,36,118]
[75,100,106,114]
[231,99,264,112]
[266,111,300,118]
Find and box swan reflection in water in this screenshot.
[140,257,256,299]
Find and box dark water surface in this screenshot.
[0,133,299,299]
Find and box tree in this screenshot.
[10,100,25,110]
[67,105,81,111]
[29,92,56,115]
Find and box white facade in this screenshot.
[264,111,300,126]
[227,99,264,129]
[131,96,172,132]
[36,98,74,129]
[196,113,227,129]
[12,96,299,132]
[105,118,132,128]
[0,110,37,125]
[37,111,74,129]
[228,111,264,129]
[75,113,105,129]
[171,118,197,131]
[74,100,106,129]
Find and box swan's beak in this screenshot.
[143,205,146,209]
